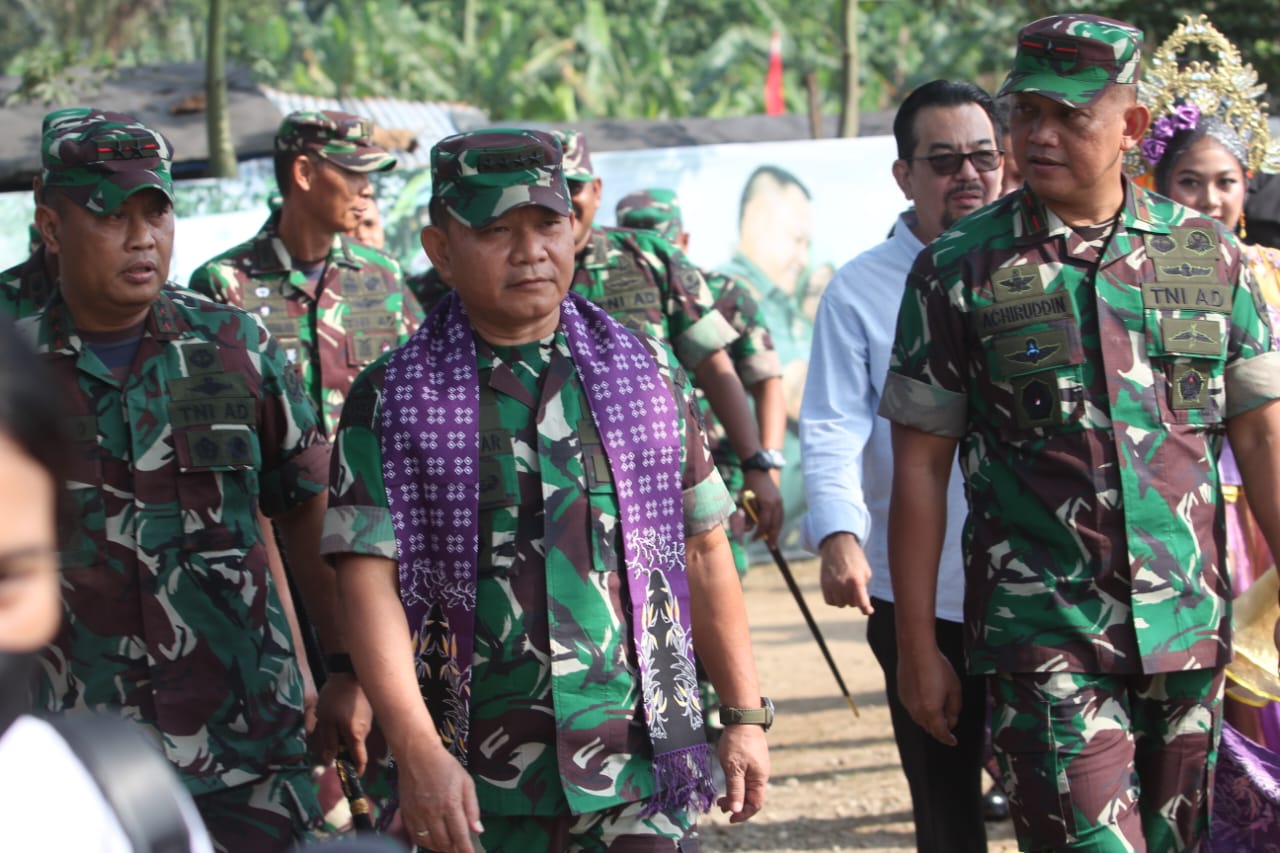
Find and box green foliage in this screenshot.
[1,0,1277,121]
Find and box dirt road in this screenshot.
[699,558,1020,853]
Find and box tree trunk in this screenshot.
[206,0,237,178]
[837,0,858,138]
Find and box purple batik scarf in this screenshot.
[380,290,715,815]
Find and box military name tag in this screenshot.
[1170,362,1210,410]
[169,397,257,430]
[168,373,251,401]
[990,266,1045,302]
[1160,318,1224,357]
[1141,282,1231,313]
[975,292,1073,334]
[993,328,1071,376]
[344,307,397,331]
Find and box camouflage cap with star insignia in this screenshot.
[615,188,684,242]
[275,110,396,173]
[40,107,174,215]
[998,14,1143,108]
[552,129,595,181]
[430,129,572,229]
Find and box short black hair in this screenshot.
[273,152,306,198]
[894,80,998,161]
[737,165,811,226]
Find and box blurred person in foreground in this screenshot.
[880,14,1280,851]
[0,314,213,851]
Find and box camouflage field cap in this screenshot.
[41,107,174,215]
[275,110,396,173]
[554,129,595,181]
[615,188,683,242]
[430,129,572,229]
[998,14,1144,108]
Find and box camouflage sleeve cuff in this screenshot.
[877,372,968,438]
[320,505,399,560]
[673,310,740,371]
[684,465,735,537]
[260,442,330,517]
[1225,350,1280,418]
[735,351,783,386]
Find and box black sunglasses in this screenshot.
[907,149,1003,176]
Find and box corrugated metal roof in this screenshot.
[260,87,488,168]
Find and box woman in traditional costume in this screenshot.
[1134,16,1280,849]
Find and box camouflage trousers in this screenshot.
[990,669,1223,852]
[195,768,323,853]
[421,799,699,853]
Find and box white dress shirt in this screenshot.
[799,211,967,623]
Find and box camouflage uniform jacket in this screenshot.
[880,179,1280,676]
[323,325,733,817]
[188,212,417,436]
[572,226,738,372]
[24,286,330,796]
[0,245,56,320]
[701,268,781,468]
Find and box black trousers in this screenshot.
[866,597,987,853]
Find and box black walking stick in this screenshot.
[741,491,859,718]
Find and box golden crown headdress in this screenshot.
[1130,15,1280,181]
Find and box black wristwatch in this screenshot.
[718,696,774,731]
[741,449,786,472]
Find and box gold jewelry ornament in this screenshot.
[1129,15,1280,182]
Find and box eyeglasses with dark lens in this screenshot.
[908,150,1003,176]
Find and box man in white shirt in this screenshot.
[799,80,1004,853]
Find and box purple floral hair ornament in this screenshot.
[1144,102,1202,164]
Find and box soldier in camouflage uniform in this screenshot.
[0,222,56,320]
[0,108,104,319]
[324,128,770,853]
[189,110,415,438]
[23,109,365,852]
[556,130,785,547]
[615,188,784,577]
[879,15,1280,852]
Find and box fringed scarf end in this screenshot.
[641,743,717,817]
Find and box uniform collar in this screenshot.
[251,210,363,275]
[39,284,185,356]
[1014,176,1168,246]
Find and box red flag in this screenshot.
[765,30,784,115]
